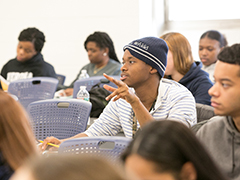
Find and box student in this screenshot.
[41,36,196,150]
[160,32,213,105]
[199,30,228,82]
[0,91,38,180]
[196,43,240,180]
[61,31,122,96]
[1,27,57,82]
[121,120,227,180]
[10,155,128,180]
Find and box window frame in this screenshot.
[164,0,240,30]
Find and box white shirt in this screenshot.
[84,78,197,138]
[202,63,216,83]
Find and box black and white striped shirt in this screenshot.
[85,78,197,138]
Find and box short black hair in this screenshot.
[200,30,228,48]
[218,43,240,66]
[18,27,45,53]
[84,31,119,63]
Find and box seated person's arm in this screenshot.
[103,74,154,127]
[41,132,88,151]
[63,88,74,96]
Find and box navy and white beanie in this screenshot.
[123,37,168,78]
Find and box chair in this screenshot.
[191,119,209,134]
[27,99,92,140]
[8,77,58,109]
[196,103,215,123]
[58,136,131,164]
[56,74,66,85]
[72,76,120,98]
[8,93,18,101]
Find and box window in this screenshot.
[164,0,240,30]
[166,0,240,21]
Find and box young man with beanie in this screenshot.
[41,37,196,150]
[196,43,240,180]
[1,27,57,82]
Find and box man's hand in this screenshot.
[103,73,139,105]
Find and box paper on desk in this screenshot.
[54,89,72,99]
[0,75,9,91]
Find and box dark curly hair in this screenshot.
[18,27,45,53]
[218,43,240,66]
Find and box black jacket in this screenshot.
[0,153,13,180]
[1,53,57,82]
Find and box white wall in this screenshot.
[0,0,146,85]
[1,0,239,85]
[161,21,240,62]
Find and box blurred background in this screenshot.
[0,0,239,85]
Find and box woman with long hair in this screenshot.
[61,31,121,96]
[0,91,38,179]
[160,32,213,105]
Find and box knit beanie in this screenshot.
[123,37,168,78]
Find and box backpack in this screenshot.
[89,80,111,117]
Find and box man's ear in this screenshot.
[180,162,197,180]
[150,67,158,74]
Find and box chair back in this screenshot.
[56,74,66,85]
[27,99,92,140]
[196,103,215,122]
[58,136,131,164]
[8,77,58,109]
[72,76,120,98]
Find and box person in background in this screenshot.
[199,30,228,83]
[41,36,196,151]
[160,32,213,105]
[61,31,122,96]
[0,91,38,180]
[121,120,227,180]
[196,43,240,180]
[0,27,57,82]
[10,155,128,180]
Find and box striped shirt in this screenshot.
[85,78,197,138]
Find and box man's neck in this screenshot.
[135,78,159,110]
[232,116,240,132]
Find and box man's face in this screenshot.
[16,41,37,62]
[208,61,240,118]
[120,50,153,88]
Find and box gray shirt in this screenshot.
[196,116,240,180]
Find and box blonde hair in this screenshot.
[23,155,127,180]
[0,91,38,170]
[160,32,194,75]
